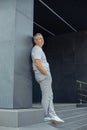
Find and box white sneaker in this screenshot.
[51,116,64,123]
[44,117,52,122]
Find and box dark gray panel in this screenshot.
[74,33,87,64]
[14,0,34,108]
[0,0,16,42]
[0,41,14,108]
[0,0,16,108]
[16,0,33,21]
[0,0,34,108]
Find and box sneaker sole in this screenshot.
[50,119,64,124]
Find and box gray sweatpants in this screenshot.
[34,71,57,117]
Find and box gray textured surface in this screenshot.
[0,127,19,130]
[0,0,16,108]
[20,104,87,130]
[0,104,87,130]
[0,0,33,108]
[0,0,16,42]
[0,109,18,127]
[14,0,33,108]
[0,108,44,127]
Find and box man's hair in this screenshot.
[33,33,42,40]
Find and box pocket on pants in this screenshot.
[35,72,46,83]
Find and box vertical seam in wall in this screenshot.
[13,0,17,108]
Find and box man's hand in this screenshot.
[35,59,47,75]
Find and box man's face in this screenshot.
[34,34,44,47]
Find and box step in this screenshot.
[1,116,87,130]
[55,111,87,129]
[76,124,87,130]
[0,104,87,130]
[19,107,87,130]
[22,106,87,130]
[0,108,44,127]
[0,123,58,130]
[32,103,76,111]
[52,107,87,129]
[0,126,19,130]
[77,103,87,107]
[54,104,76,111]
[56,117,87,130]
[19,123,58,130]
[63,113,87,123]
[56,107,87,118]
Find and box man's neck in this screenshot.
[36,44,42,48]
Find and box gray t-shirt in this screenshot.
[31,45,50,72]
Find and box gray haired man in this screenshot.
[31,33,64,123]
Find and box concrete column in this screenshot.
[0,0,33,108]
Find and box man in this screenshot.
[31,33,64,123]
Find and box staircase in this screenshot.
[0,104,87,130]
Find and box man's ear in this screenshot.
[34,39,37,45]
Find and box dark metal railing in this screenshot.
[76,80,87,104]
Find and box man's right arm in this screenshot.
[35,59,47,75]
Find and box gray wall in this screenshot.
[46,31,87,103]
[0,0,16,108]
[0,0,34,108]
